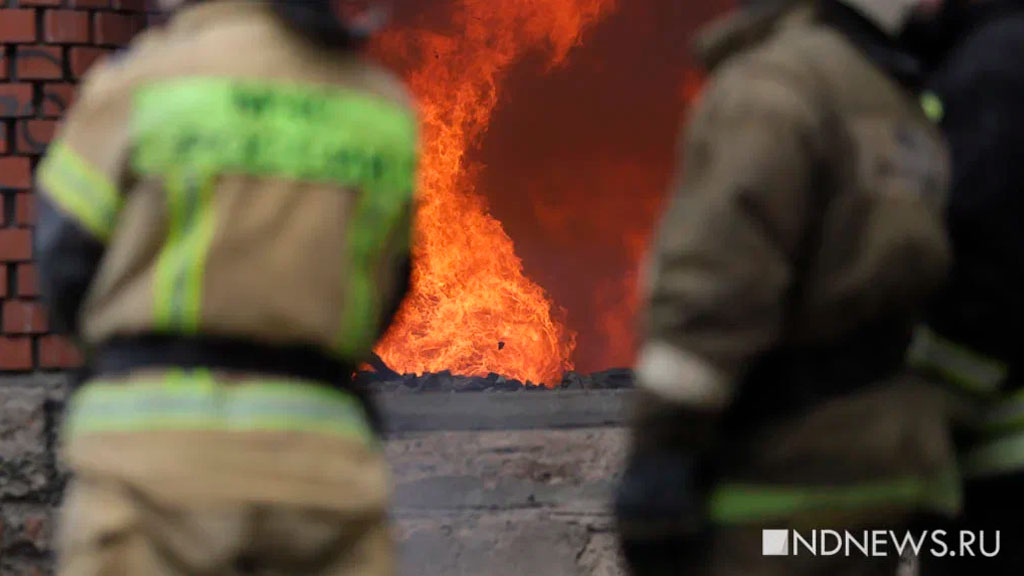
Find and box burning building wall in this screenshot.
[373,0,733,385]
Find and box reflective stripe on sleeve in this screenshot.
[978,387,1024,437]
[65,370,375,441]
[36,142,121,241]
[906,325,1008,396]
[961,389,1024,478]
[635,341,733,410]
[963,430,1024,479]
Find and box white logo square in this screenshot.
[763,529,791,556]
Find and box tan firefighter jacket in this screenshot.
[36,1,419,364]
[637,2,951,414]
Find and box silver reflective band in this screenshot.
[635,341,733,409]
[906,326,1008,395]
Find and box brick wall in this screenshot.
[0,1,155,572]
[0,0,160,373]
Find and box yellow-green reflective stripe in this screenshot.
[710,470,961,525]
[36,142,121,240]
[66,374,373,440]
[153,172,216,333]
[978,388,1024,437]
[921,92,945,123]
[132,78,417,355]
[906,326,1007,395]
[964,427,1024,478]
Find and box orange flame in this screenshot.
[372,0,618,385]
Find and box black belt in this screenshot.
[93,335,383,433]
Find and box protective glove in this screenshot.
[614,391,720,575]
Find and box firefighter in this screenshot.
[614,0,965,573]
[911,0,1024,573]
[35,1,416,574]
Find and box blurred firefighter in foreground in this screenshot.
[35,0,417,574]
[913,0,1024,573]
[615,0,965,573]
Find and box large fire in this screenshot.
[373,0,727,385]
[372,0,618,384]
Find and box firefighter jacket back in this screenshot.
[36,1,419,365]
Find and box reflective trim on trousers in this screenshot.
[65,370,375,441]
[710,469,961,525]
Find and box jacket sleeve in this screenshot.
[637,62,824,410]
[34,64,129,336]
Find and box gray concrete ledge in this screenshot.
[376,389,632,433]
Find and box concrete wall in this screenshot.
[0,379,630,575]
[0,374,69,575]
[389,428,627,576]
[382,391,629,574]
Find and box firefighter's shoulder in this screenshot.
[696,39,824,136]
[72,26,167,111]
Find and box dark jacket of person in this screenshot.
[927,0,1024,377]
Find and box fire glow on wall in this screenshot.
[372,0,728,385]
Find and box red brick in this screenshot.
[69,47,109,78]
[39,335,84,369]
[15,193,36,226]
[19,0,64,6]
[0,52,7,81]
[0,336,33,371]
[16,264,38,297]
[70,0,112,7]
[45,9,91,44]
[0,84,34,118]
[0,265,7,298]
[15,120,58,153]
[3,301,48,334]
[41,83,76,118]
[0,228,32,262]
[0,156,32,188]
[0,9,38,44]
[93,12,141,46]
[14,45,64,80]
[0,124,7,155]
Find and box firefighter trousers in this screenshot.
[699,378,961,576]
[57,370,394,576]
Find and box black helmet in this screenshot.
[270,0,391,49]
